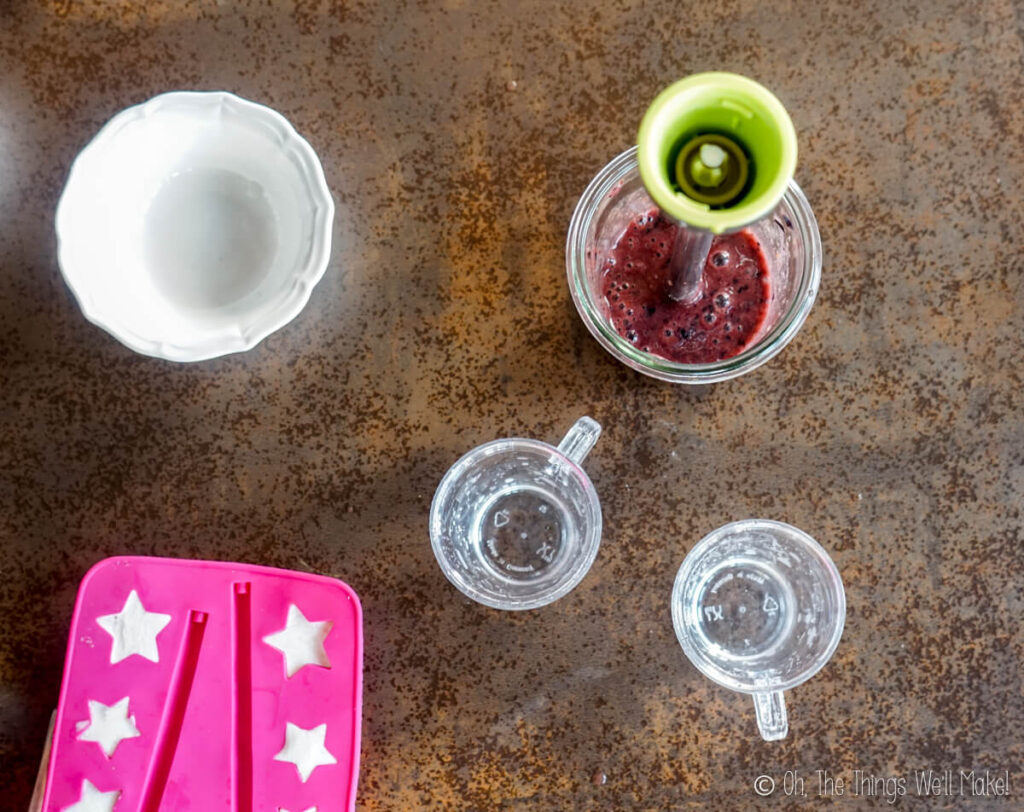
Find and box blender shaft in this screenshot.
[668,225,712,303]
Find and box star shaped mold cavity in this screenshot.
[97,590,171,664]
[75,696,141,757]
[62,779,120,812]
[273,721,337,782]
[263,604,333,678]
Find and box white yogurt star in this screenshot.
[263,605,333,678]
[97,590,171,664]
[75,696,141,757]
[62,779,120,812]
[273,721,337,782]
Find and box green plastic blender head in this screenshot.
[637,72,797,234]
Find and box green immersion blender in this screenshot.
[637,73,798,303]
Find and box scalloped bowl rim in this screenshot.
[55,91,335,362]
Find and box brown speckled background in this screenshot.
[2,0,1023,809]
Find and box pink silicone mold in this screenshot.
[43,556,362,811]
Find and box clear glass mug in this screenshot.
[671,519,845,740]
[429,417,602,611]
[566,147,822,384]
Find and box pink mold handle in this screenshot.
[43,556,363,812]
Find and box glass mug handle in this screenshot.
[753,690,789,741]
[556,417,602,466]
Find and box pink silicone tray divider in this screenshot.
[43,556,362,811]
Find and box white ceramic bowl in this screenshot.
[56,91,334,361]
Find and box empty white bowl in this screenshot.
[56,91,334,361]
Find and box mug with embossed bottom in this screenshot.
[671,519,845,741]
[430,417,602,611]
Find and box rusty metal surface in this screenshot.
[1,1,1023,808]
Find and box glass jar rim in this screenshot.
[566,146,822,384]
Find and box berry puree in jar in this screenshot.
[600,211,770,364]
